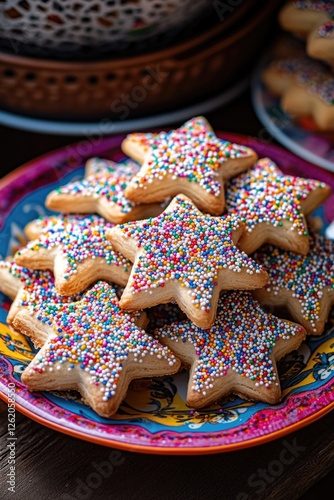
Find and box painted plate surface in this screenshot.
[251,58,334,174]
[0,133,334,455]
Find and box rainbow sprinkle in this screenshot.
[155,291,303,396]
[127,117,253,196]
[225,157,327,235]
[317,21,334,39]
[294,0,334,17]
[274,56,334,105]
[253,234,334,333]
[16,214,131,280]
[52,158,142,216]
[0,261,83,325]
[29,282,179,400]
[115,196,266,312]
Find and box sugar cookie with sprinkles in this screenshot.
[45,157,166,224]
[121,116,258,215]
[279,1,334,68]
[308,20,334,68]
[252,233,334,336]
[107,194,268,329]
[225,157,331,255]
[262,54,334,131]
[14,214,131,296]
[20,281,181,418]
[154,290,306,408]
[0,260,83,347]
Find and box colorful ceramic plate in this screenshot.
[251,56,334,174]
[0,133,334,455]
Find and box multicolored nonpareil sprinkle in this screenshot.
[28,282,179,401]
[225,157,328,235]
[16,214,130,280]
[317,20,334,38]
[253,234,334,333]
[294,0,334,17]
[50,158,141,215]
[126,116,254,196]
[0,260,33,299]
[155,291,304,400]
[0,260,82,324]
[274,56,334,105]
[115,195,266,312]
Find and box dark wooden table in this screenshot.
[0,89,333,500]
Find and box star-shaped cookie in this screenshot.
[253,233,334,335]
[19,281,181,418]
[225,157,331,254]
[45,157,166,224]
[0,260,83,347]
[279,1,334,68]
[14,214,131,296]
[262,55,334,131]
[308,20,334,68]
[107,194,268,329]
[121,116,258,215]
[155,290,306,407]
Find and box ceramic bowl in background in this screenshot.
[0,0,216,59]
[0,1,283,122]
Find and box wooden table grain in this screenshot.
[0,88,333,500]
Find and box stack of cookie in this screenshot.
[262,0,334,132]
[1,116,333,417]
